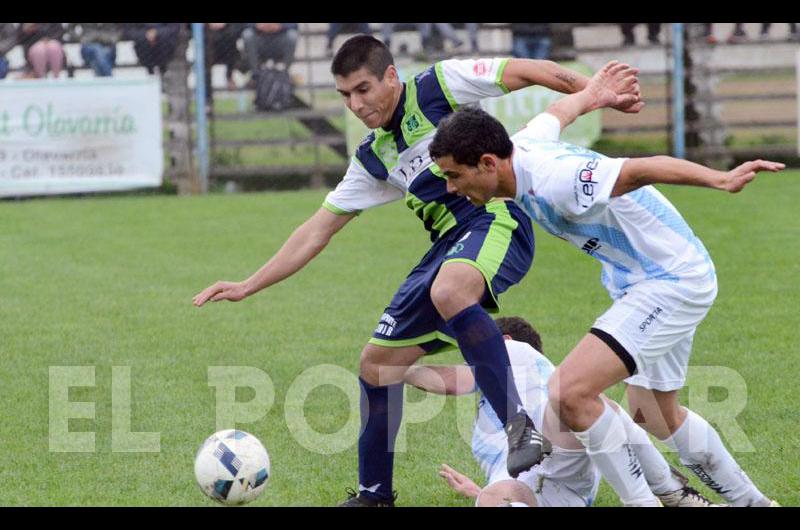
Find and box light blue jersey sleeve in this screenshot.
[518,141,626,219]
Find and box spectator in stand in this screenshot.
[68,23,122,77]
[127,23,180,75]
[511,23,551,59]
[326,23,372,56]
[703,23,747,45]
[206,23,246,90]
[0,24,16,80]
[381,23,478,56]
[760,23,798,41]
[18,23,65,78]
[243,23,298,83]
[726,23,747,44]
[619,23,661,46]
[419,23,478,54]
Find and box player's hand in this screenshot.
[439,463,482,499]
[589,60,645,114]
[192,281,248,306]
[719,159,785,193]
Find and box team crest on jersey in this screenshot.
[403,113,421,134]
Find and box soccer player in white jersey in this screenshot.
[427,61,784,506]
[406,316,722,507]
[193,36,643,506]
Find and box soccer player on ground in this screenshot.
[427,61,784,506]
[193,35,643,506]
[405,316,722,507]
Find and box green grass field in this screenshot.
[1,172,798,506]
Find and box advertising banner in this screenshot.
[0,78,163,197]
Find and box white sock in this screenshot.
[617,406,683,494]
[573,400,661,506]
[662,408,766,506]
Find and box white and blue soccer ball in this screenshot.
[194,429,271,505]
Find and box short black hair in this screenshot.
[495,316,543,354]
[429,106,513,166]
[331,35,394,79]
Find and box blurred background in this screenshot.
[1,22,798,197]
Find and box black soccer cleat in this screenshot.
[338,487,397,507]
[505,412,551,478]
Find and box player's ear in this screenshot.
[478,154,497,172]
[384,65,399,85]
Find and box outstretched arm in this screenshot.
[192,207,355,306]
[503,58,642,114]
[611,157,785,197]
[544,60,642,131]
[403,364,476,395]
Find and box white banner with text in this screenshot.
[0,78,163,197]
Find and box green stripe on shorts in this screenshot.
[369,332,459,353]
[444,199,518,307]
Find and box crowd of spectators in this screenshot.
[1,22,797,86]
[0,22,516,84]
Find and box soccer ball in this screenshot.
[194,429,271,505]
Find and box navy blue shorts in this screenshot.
[369,199,534,354]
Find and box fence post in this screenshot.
[683,23,731,168]
[192,23,209,194]
[162,24,199,194]
[672,23,685,159]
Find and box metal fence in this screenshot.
[2,22,798,195]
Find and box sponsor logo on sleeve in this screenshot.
[574,158,600,210]
[473,60,490,77]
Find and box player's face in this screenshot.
[335,66,399,130]
[436,154,500,206]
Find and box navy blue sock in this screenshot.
[357,377,404,501]
[447,304,524,426]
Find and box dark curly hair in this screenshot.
[495,316,543,353]
[429,106,513,166]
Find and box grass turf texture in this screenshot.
[1,172,798,506]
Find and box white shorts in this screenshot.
[592,278,718,392]
[484,451,598,507]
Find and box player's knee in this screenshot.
[430,265,484,319]
[549,375,593,423]
[430,279,481,320]
[429,279,458,316]
[359,349,380,386]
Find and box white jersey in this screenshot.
[509,113,716,300]
[472,340,600,506]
